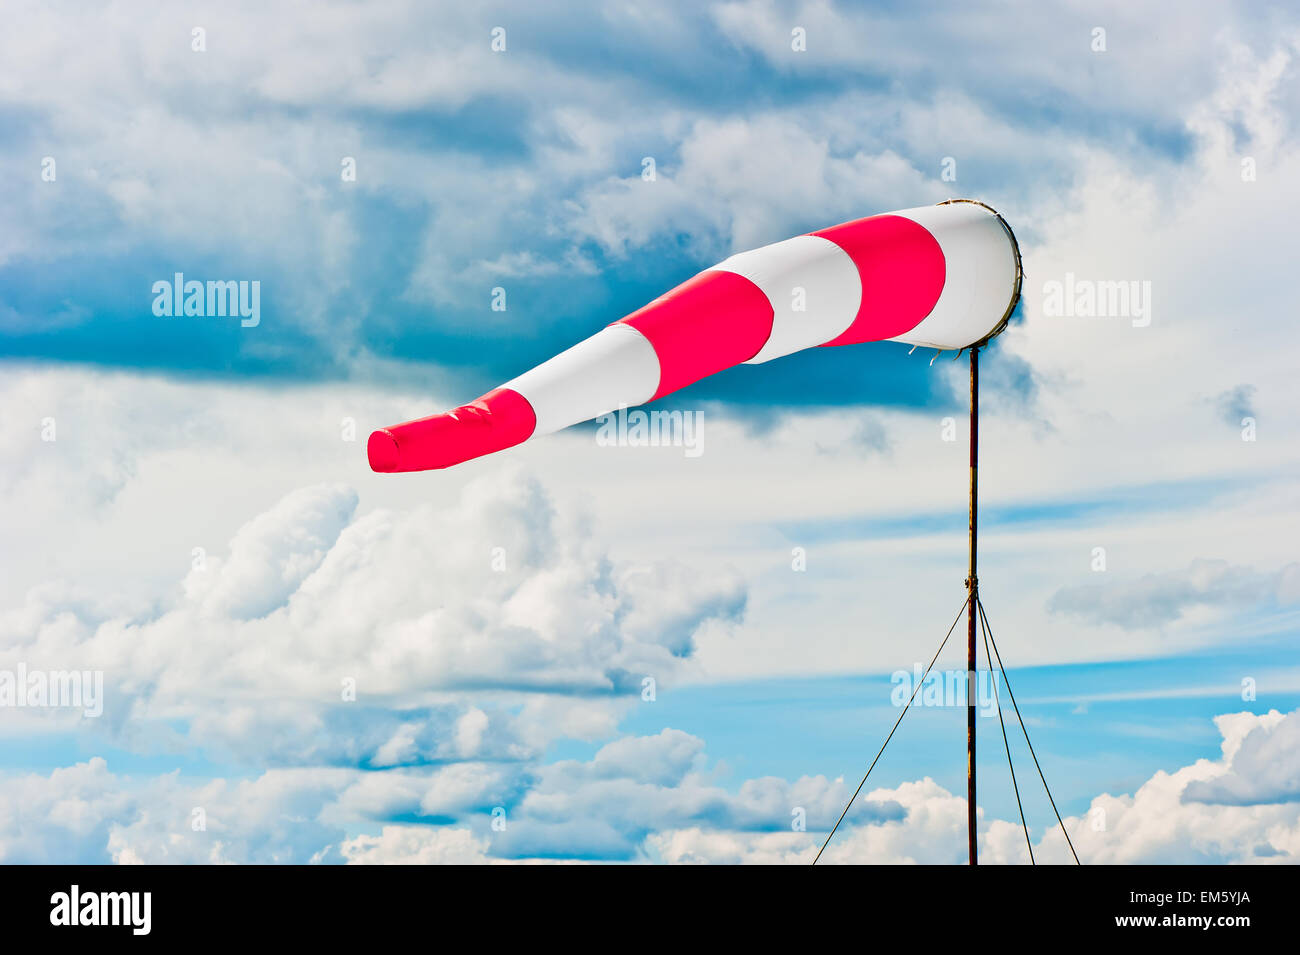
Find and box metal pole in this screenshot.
[966,345,979,865]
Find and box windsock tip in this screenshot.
[367,429,400,472]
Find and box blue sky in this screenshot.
[2,0,1300,864]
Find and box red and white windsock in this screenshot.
[369,199,1022,473]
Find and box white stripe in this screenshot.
[503,323,660,435]
[713,235,862,364]
[887,203,1017,350]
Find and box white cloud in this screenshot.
[652,709,1300,864]
[1183,709,1300,805]
[341,826,490,865]
[0,462,745,767]
[186,484,359,621]
[1055,710,1300,864]
[7,705,1293,864]
[1049,559,1300,629]
[568,113,939,259]
[0,759,132,865]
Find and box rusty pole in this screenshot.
[966,345,979,865]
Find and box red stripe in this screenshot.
[813,214,945,345]
[368,386,536,472]
[617,270,774,400]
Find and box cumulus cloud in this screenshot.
[1058,709,1300,864]
[0,759,131,864]
[185,483,359,621]
[341,826,490,865]
[0,731,883,863]
[486,731,899,860]
[5,697,1300,864]
[567,114,939,259]
[652,708,1300,865]
[1183,710,1300,805]
[0,468,745,768]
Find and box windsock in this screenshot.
[369,199,1022,473]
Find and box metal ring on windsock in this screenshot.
[369,199,1023,473]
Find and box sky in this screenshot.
[1,0,1299,863]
